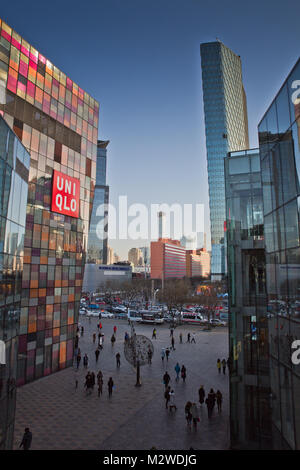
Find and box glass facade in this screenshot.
[0,115,30,449]
[0,18,98,391]
[258,58,300,449]
[87,140,109,265]
[201,41,249,278]
[225,149,272,449]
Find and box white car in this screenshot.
[79,309,87,315]
[98,310,114,318]
[210,319,227,327]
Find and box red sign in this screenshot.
[51,170,80,218]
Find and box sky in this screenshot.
[2,0,300,259]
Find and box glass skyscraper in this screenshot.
[0,115,30,449]
[258,57,300,449]
[87,140,109,265]
[0,17,98,396]
[225,149,271,449]
[226,58,300,449]
[200,41,249,279]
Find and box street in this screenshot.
[13,316,229,450]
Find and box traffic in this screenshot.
[79,293,228,327]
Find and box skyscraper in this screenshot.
[87,140,109,264]
[0,18,98,392]
[200,41,249,279]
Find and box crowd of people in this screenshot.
[74,318,227,434]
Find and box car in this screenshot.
[99,311,114,319]
[210,319,227,327]
[79,308,87,315]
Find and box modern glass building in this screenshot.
[258,57,300,449]
[0,17,98,393]
[225,149,272,449]
[0,115,30,449]
[86,140,109,265]
[201,41,249,279]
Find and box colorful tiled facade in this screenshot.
[0,18,98,387]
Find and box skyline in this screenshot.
[2,0,300,259]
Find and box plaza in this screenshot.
[13,317,229,450]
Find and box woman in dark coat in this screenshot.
[198,385,205,405]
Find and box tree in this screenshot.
[198,282,223,330]
[157,278,191,327]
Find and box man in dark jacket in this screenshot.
[19,427,32,450]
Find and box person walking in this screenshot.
[170,327,174,337]
[179,332,183,344]
[217,358,221,374]
[147,347,153,364]
[222,358,226,375]
[108,377,114,397]
[206,388,216,418]
[216,390,223,413]
[81,326,84,336]
[198,385,205,405]
[165,347,170,362]
[111,334,116,347]
[164,386,171,409]
[93,332,96,344]
[181,365,186,383]
[187,333,191,343]
[169,389,177,411]
[113,325,117,335]
[171,336,175,351]
[19,427,32,450]
[152,328,157,339]
[85,372,93,395]
[98,377,103,397]
[190,403,199,429]
[163,371,171,389]
[185,401,192,427]
[116,352,121,368]
[191,333,196,344]
[175,362,180,381]
[83,353,89,369]
[124,331,129,342]
[99,322,102,331]
[91,371,95,389]
[161,348,165,363]
[76,351,81,369]
[95,348,100,363]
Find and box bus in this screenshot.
[139,310,164,324]
[127,309,142,323]
[180,312,207,325]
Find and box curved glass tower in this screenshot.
[200,41,249,279]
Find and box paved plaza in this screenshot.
[13,317,229,450]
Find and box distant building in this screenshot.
[86,140,109,264]
[201,41,249,280]
[140,246,150,265]
[151,238,186,280]
[186,248,210,278]
[82,264,132,292]
[128,247,144,266]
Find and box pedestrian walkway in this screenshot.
[13,318,229,450]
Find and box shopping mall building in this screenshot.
[0,18,98,448]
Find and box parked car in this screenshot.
[210,318,227,327]
[79,308,87,315]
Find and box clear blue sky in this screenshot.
[2,0,300,258]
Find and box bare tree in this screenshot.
[157,278,191,327]
[198,282,223,330]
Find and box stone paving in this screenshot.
[13,316,229,450]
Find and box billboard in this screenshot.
[51,170,80,218]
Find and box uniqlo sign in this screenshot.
[51,170,80,218]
